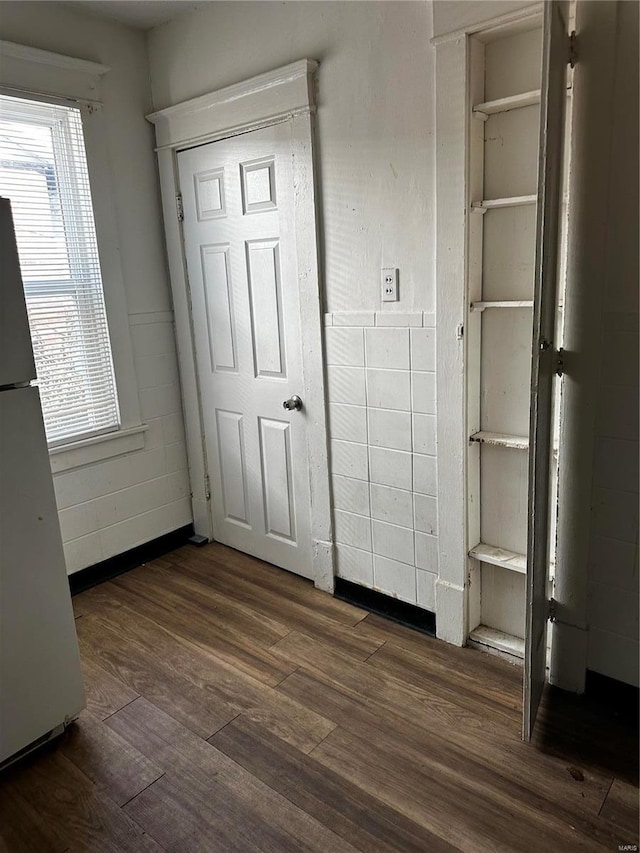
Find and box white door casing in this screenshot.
[177,125,313,578]
[147,61,334,591]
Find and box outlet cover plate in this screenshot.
[381,268,399,302]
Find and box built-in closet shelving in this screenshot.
[466,22,546,658]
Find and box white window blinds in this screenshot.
[0,94,119,444]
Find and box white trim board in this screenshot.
[49,425,148,474]
[147,59,318,150]
[0,41,110,77]
[0,40,110,103]
[434,34,469,646]
[431,3,542,45]
[147,60,333,592]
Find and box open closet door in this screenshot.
[524,0,570,741]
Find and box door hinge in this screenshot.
[176,193,184,221]
[568,31,577,68]
[204,473,211,501]
[548,597,557,622]
[540,340,564,376]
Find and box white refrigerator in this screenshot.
[0,196,85,768]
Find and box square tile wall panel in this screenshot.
[328,313,438,610]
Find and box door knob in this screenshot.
[282,395,303,412]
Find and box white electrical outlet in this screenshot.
[381,268,399,302]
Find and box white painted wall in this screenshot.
[0,2,192,572]
[147,1,435,314]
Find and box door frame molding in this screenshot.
[147,60,335,591]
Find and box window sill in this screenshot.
[49,424,148,474]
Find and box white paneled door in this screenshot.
[178,124,313,578]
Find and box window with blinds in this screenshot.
[0,94,119,445]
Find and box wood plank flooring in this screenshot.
[1,541,637,852]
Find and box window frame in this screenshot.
[1,95,122,446]
[0,49,146,472]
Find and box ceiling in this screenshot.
[64,1,208,30]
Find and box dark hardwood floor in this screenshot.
[1,541,637,852]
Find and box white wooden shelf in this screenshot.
[470,300,533,312]
[473,89,541,119]
[470,195,537,214]
[470,431,529,450]
[470,432,559,458]
[468,626,525,660]
[469,542,527,574]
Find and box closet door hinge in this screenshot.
[568,31,577,68]
[176,192,184,221]
[204,473,211,501]
[548,597,557,622]
[540,340,564,376]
